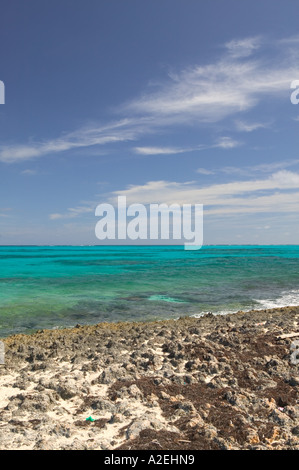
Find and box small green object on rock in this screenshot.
[86,416,95,422]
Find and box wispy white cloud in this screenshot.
[214,136,241,149]
[278,35,299,46]
[197,168,215,175]
[196,158,299,178]
[123,37,299,125]
[107,170,299,215]
[224,36,262,58]
[247,159,299,173]
[134,137,241,155]
[0,118,149,163]
[235,120,270,132]
[1,35,299,163]
[49,205,95,220]
[133,146,194,155]
[21,169,38,175]
[49,165,299,229]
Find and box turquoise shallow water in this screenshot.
[1,245,299,336]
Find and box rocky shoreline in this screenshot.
[0,306,298,450]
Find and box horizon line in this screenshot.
[1,244,299,248]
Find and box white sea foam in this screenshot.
[254,289,299,309]
[191,289,299,319]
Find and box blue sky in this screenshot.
[1,0,299,245]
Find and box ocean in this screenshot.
[0,245,299,337]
